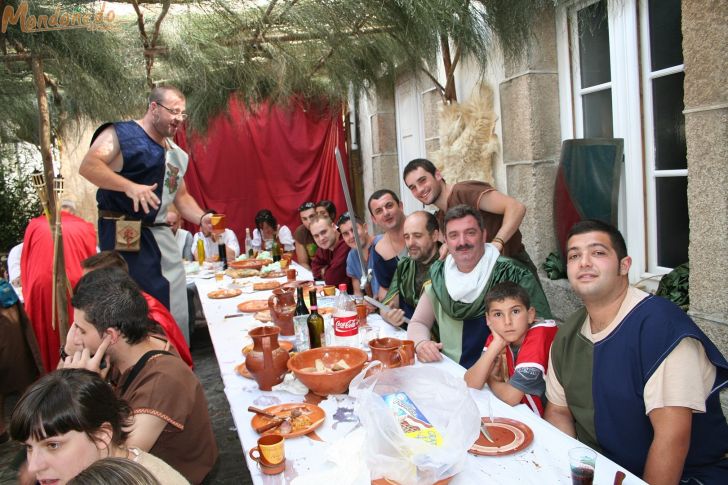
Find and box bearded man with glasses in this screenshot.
[80,85,210,343]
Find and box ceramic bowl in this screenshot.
[287,346,368,396]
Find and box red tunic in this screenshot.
[143,292,193,368]
[21,212,97,372]
[311,237,352,292]
[485,321,558,416]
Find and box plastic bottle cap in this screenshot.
[338,284,348,291]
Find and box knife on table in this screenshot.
[480,419,495,443]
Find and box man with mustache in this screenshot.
[80,86,211,337]
[407,205,552,369]
[368,189,407,300]
[403,158,538,277]
[381,211,441,330]
[545,220,728,483]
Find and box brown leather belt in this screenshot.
[99,210,170,228]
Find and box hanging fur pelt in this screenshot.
[437,82,499,185]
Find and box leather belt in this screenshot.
[99,210,170,228]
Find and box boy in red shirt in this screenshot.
[464,281,557,416]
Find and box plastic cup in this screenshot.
[569,447,596,485]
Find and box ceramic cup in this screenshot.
[401,339,416,366]
[369,337,409,369]
[249,434,285,470]
[323,285,336,296]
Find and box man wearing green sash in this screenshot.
[381,211,441,330]
[407,205,552,369]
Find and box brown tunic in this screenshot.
[116,353,218,484]
[294,224,317,257]
[0,302,44,394]
[435,180,525,257]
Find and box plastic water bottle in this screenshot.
[333,283,358,347]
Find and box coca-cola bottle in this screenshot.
[333,283,358,347]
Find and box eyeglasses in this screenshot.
[155,102,188,120]
[298,202,315,212]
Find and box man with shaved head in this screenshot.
[80,85,211,337]
[381,211,441,329]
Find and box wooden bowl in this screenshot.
[287,347,368,396]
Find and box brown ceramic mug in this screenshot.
[249,434,285,475]
[369,337,409,369]
[401,339,416,366]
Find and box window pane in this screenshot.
[656,176,688,268]
[578,0,611,88]
[582,89,613,138]
[652,72,686,170]
[649,0,683,71]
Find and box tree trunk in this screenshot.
[31,56,70,342]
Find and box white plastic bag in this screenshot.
[349,364,480,485]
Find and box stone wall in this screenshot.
[682,0,728,357]
[357,90,399,229]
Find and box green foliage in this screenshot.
[655,262,689,311]
[0,0,148,145]
[162,0,555,133]
[0,144,41,253]
[542,251,567,280]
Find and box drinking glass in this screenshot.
[569,447,596,485]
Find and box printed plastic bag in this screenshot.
[349,364,480,485]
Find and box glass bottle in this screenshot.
[218,242,227,270]
[245,227,254,257]
[307,291,324,349]
[295,287,309,316]
[271,231,282,262]
[196,238,205,264]
[293,286,310,351]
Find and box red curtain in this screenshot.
[175,98,350,239]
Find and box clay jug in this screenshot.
[268,287,296,336]
[245,326,289,391]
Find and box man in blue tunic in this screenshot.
[545,220,728,483]
[80,86,211,342]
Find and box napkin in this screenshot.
[271,373,309,395]
[290,427,369,485]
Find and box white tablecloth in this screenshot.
[193,263,644,484]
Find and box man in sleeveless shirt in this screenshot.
[403,158,538,277]
[368,189,407,300]
[80,86,212,343]
[545,220,728,483]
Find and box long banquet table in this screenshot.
[192,263,644,484]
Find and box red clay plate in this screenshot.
[469,417,534,456]
[207,288,242,299]
[250,403,325,438]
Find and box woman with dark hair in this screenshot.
[251,209,295,251]
[9,369,187,485]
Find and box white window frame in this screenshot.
[556,0,651,285]
[638,0,687,275]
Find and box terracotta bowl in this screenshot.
[287,346,368,396]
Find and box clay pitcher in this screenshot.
[268,287,296,336]
[369,337,409,369]
[245,326,289,391]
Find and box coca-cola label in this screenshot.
[333,312,359,337]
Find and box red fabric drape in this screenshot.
[176,99,350,239]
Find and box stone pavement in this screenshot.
[0,324,253,485]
